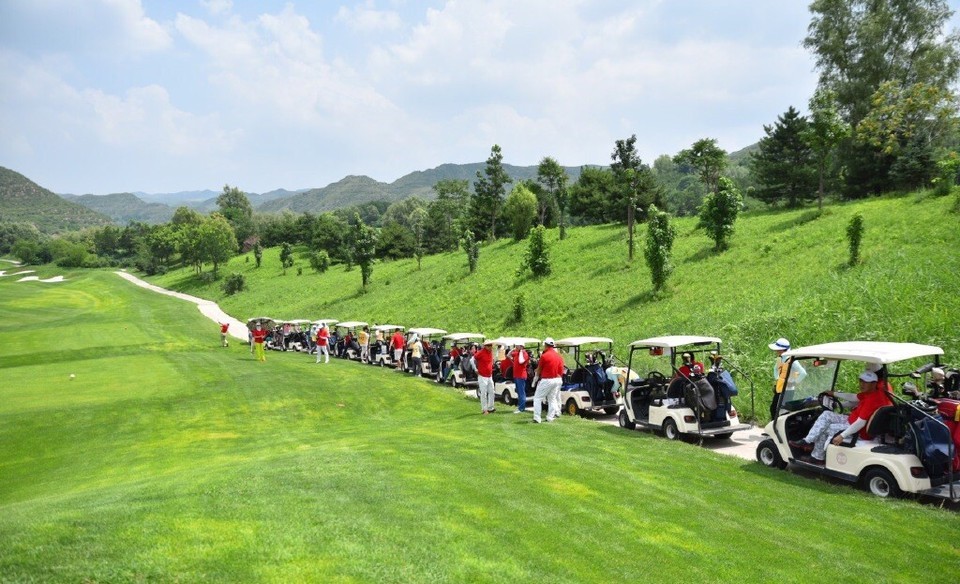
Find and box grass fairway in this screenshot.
[1,268,959,582]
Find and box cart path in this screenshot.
[114,271,248,341]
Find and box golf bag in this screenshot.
[906,415,954,480]
[684,378,718,421]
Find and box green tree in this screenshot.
[216,184,254,247]
[376,220,415,260]
[804,0,960,195]
[518,225,551,278]
[198,214,237,276]
[309,250,330,273]
[750,106,817,208]
[459,227,480,274]
[673,138,727,194]
[425,179,469,253]
[279,242,294,275]
[472,144,512,240]
[253,241,263,268]
[847,212,865,265]
[644,205,676,292]
[0,222,43,255]
[611,135,659,260]
[410,207,427,270]
[503,183,538,241]
[146,224,178,267]
[352,213,377,288]
[171,206,203,229]
[699,177,743,251]
[537,157,569,238]
[805,88,850,209]
[568,167,619,223]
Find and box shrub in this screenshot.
[518,225,551,278]
[279,242,294,274]
[460,229,479,273]
[933,152,960,196]
[310,250,331,273]
[222,272,246,295]
[512,293,525,323]
[846,212,864,266]
[698,177,742,251]
[644,205,676,292]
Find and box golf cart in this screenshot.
[553,337,623,416]
[406,327,448,376]
[755,341,959,501]
[443,333,486,389]
[333,321,368,360]
[281,319,312,352]
[619,336,751,440]
[370,325,405,367]
[491,337,542,406]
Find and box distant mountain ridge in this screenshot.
[61,192,176,224]
[0,166,112,234]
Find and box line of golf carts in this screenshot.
[245,315,959,502]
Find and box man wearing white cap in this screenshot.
[789,369,892,464]
[475,339,496,414]
[770,337,806,416]
[532,338,564,423]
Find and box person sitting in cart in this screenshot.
[676,352,705,380]
[789,370,893,464]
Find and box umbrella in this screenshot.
[246,316,276,330]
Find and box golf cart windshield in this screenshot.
[781,358,839,409]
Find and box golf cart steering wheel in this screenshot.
[647,371,666,384]
[817,392,842,413]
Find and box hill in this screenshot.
[0,166,112,233]
[149,191,960,423]
[257,163,589,214]
[61,192,175,225]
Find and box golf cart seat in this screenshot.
[864,405,902,445]
[666,377,686,399]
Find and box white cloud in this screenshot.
[202,0,233,16]
[336,2,402,32]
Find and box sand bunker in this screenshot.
[17,275,66,283]
[0,270,34,278]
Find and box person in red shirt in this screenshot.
[220,322,230,347]
[532,338,564,423]
[315,325,330,363]
[511,343,530,413]
[676,351,705,379]
[251,322,268,362]
[475,339,495,414]
[790,369,893,464]
[391,330,405,370]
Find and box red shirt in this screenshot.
[317,328,329,347]
[391,332,405,350]
[449,347,460,360]
[512,348,529,379]
[220,323,229,334]
[474,347,494,377]
[538,347,564,379]
[850,388,893,439]
[251,328,268,343]
[499,358,512,377]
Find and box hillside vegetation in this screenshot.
[62,192,176,225]
[0,166,112,233]
[151,192,960,420]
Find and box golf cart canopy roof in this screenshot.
[783,341,943,364]
[283,319,311,325]
[311,319,339,326]
[373,324,405,332]
[628,335,721,349]
[409,327,448,337]
[336,321,368,328]
[489,336,541,347]
[555,336,613,347]
[443,332,485,341]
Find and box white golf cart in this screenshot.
[370,325,405,367]
[553,337,623,416]
[490,337,541,406]
[406,327,448,376]
[333,321,368,361]
[443,332,486,388]
[283,319,313,352]
[619,336,751,441]
[756,341,959,501]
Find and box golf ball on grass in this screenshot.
[69,374,75,380]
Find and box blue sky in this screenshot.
[1,1,957,196]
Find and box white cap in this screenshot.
[859,370,878,383]
[544,337,555,347]
[768,338,790,351]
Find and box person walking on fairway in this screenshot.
[251,322,268,362]
[316,325,330,363]
[475,339,495,414]
[532,338,563,423]
[219,322,230,347]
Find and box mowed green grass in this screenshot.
[153,192,960,424]
[2,268,959,582]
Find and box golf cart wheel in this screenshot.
[565,399,581,417]
[602,406,619,416]
[501,390,513,406]
[862,467,902,498]
[756,439,788,469]
[714,432,734,440]
[618,409,636,430]
[662,418,680,441]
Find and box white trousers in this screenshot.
[478,375,495,411]
[316,345,329,363]
[533,378,562,422]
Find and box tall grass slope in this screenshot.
[152,193,960,420]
